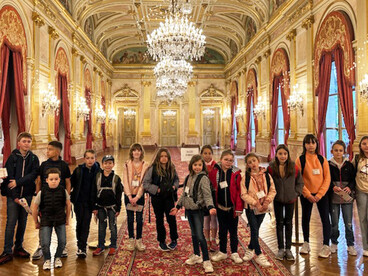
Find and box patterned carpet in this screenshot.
[98,148,292,276]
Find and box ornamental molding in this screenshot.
[200,84,225,100]
[54,47,70,80]
[246,69,258,97]
[270,48,289,81]
[288,0,313,24]
[114,84,139,102]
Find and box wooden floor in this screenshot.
[0,148,367,275]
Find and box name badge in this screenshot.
[185,186,190,195]
[312,169,320,175]
[256,191,266,199]
[220,181,228,189]
[132,180,140,187]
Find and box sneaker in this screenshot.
[32,246,43,260]
[211,251,227,262]
[203,260,214,273]
[168,240,177,250]
[54,257,62,268]
[300,242,310,254]
[231,252,243,264]
[61,247,68,258]
[13,247,30,258]
[275,249,285,260]
[242,249,254,261]
[108,248,116,256]
[127,238,135,251]
[43,260,51,270]
[347,246,357,256]
[254,254,271,268]
[135,239,146,251]
[93,248,105,256]
[185,254,203,265]
[285,249,295,261]
[363,250,368,257]
[210,240,218,252]
[318,245,331,258]
[0,252,13,265]
[330,243,337,254]
[76,249,87,258]
[159,243,170,252]
[19,198,32,214]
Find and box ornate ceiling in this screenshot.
[59,0,286,65]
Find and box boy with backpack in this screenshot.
[91,155,123,256]
[0,132,39,265]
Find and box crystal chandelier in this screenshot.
[359,73,368,102]
[123,109,136,119]
[203,108,215,118]
[222,108,231,121]
[163,110,177,117]
[95,104,106,123]
[253,96,267,119]
[108,108,117,122]
[41,83,60,117]
[287,84,305,115]
[147,1,206,61]
[76,96,90,121]
[235,104,246,121]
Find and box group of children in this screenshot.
[1,132,368,274]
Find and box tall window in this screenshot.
[325,61,356,159]
[233,104,237,146]
[250,96,256,149]
[276,86,284,144]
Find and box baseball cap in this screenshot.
[102,155,115,163]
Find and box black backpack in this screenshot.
[299,154,324,175]
[244,171,271,190]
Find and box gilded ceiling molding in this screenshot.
[0,6,28,94]
[288,0,313,24]
[314,11,355,92]
[54,47,70,80]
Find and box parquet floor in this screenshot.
[0,148,367,275]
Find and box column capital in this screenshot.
[255,56,262,64]
[141,81,151,87]
[302,15,314,30]
[32,12,45,27]
[72,48,79,56]
[80,55,86,64]
[48,26,59,39]
[286,29,297,41]
[263,50,271,59]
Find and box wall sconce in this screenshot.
[108,108,117,122]
[124,109,136,119]
[222,108,231,121]
[41,83,60,117]
[287,84,305,116]
[359,73,368,102]
[76,96,90,121]
[203,108,215,118]
[235,103,246,122]
[95,104,106,123]
[253,96,266,120]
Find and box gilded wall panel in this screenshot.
[296,30,307,65]
[40,26,49,65]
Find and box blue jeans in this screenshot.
[246,209,265,255]
[97,208,117,249]
[40,224,66,261]
[356,190,368,250]
[3,195,32,254]
[330,203,354,246]
[125,195,144,239]
[186,209,209,261]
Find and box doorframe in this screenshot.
[158,106,180,147]
[200,104,223,147]
[117,105,138,148]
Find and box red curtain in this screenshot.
[101,96,107,150]
[0,44,26,164]
[230,96,236,150]
[334,47,355,159]
[269,76,281,160]
[316,52,333,157]
[245,90,252,153]
[55,74,72,164]
[85,88,93,149]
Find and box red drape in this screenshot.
[85,88,93,149]
[269,76,281,160]
[101,97,107,150]
[55,74,72,164]
[316,52,333,157]
[245,90,252,153]
[0,44,26,164]
[230,96,236,150]
[334,47,356,159]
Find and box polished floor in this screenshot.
[0,148,367,275]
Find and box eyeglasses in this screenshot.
[223,158,234,163]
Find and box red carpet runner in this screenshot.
[98,148,292,276]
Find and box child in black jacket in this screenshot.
[328,140,357,256]
[92,155,122,257]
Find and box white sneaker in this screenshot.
[61,247,68,258]
[330,243,337,254]
[203,260,214,273]
[43,260,51,270]
[32,246,43,260]
[127,238,135,251]
[347,246,357,256]
[230,252,243,264]
[300,242,310,254]
[242,249,255,261]
[135,239,146,251]
[211,251,227,262]
[318,245,331,258]
[254,254,271,268]
[54,257,62,268]
[363,250,368,257]
[185,254,203,265]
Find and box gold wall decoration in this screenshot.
[0,6,27,94]
[114,84,139,103]
[246,68,257,97]
[314,11,355,92]
[85,68,92,90]
[55,47,70,80]
[270,48,289,81]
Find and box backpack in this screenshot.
[244,171,271,190]
[183,174,214,206]
[299,154,324,175]
[96,172,119,198]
